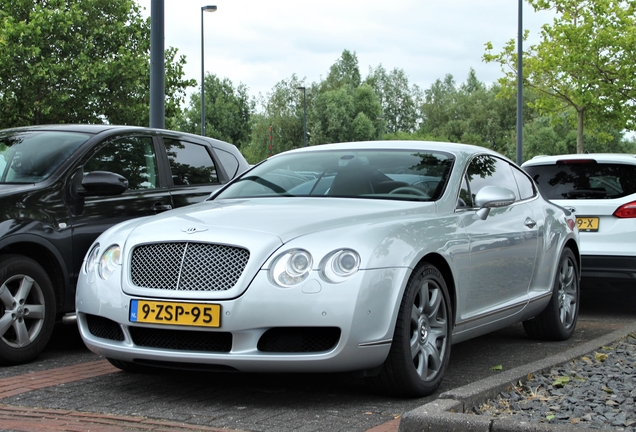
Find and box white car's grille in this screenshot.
[130,242,249,291]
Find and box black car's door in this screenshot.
[160,137,228,207]
[67,134,174,287]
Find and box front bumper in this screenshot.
[76,267,409,373]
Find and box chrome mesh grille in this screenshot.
[130,242,249,291]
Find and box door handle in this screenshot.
[151,202,173,213]
[524,217,536,229]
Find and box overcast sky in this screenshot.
[137,1,555,101]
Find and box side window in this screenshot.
[458,175,472,207]
[215,148,240,179]
[164,139,219,185]
[466,155,520,203]
[84,136,158,190]
[511,165,536,200]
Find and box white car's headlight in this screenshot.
[84,243,100,274]
[321,249,360,283]
[98,244,122,280]
[270,249,313,287]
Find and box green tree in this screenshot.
[175,73,252,148]
[523,112,634,159]
[241,75,307,163]
[321,49,361,92]
[0,0,194,128]
[484,0,636,153]
[365,65,422,134]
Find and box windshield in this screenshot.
[0,131,90,184]
[214,149,454,201]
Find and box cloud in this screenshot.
[138,0,553,98]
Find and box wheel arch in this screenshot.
[0,236,69,317]
[414,252,456,325]
[564,238,581,275]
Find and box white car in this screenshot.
[522,153,636,282]
[76,141,580,397]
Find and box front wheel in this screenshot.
[523,247,579,341]
[0,254,56,365]
[368,263,452,397]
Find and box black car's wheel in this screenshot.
[369,263,452,397]
[523,247,579,341]
[0,254,56,365]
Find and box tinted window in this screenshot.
[164,139,219,185]
[84,136,158,190]
[0,131,89,183]
[524,162,636,199]
[512,165,536,200]
[465,155,519,204]
[215,148,240,179]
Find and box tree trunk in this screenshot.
[577,109,585,154]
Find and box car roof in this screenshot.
[1,124,143,134]
[0,124,241,153]
[522,153,636,166]
[273,140,509,160]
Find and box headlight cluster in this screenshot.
[269,248,361,287]
[84,243,122,280]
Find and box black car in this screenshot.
[0,125,249,365]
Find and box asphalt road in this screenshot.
[1,278,634,432]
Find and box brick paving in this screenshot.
[0,360,399,432]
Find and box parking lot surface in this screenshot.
[1,283,634,432]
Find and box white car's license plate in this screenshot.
[129,300,221,327]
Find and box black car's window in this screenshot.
[0,131,90,183]
[524,162,636,199]
[84,136,158,190]
[511,165,536,200]
[214,149,454,202]
[465,155,520,205]
[164,139,219,185]
[215,148,240,179]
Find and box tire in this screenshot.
[369,263,452,397]
[0,254,56,365]
[523,247,579,341]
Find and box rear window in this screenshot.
[524,162,636,199]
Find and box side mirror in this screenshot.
[474,186,516,220]
[77,171,128,197]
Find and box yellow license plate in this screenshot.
[576,217,599,232]
[130,300,221,327]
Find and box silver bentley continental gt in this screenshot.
[76,141,580,397]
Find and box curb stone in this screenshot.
[399,320,636,432]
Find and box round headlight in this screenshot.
[321,249,361,283]
[98,245,122,280]
[84,243,100,274]
[270,249,313,287]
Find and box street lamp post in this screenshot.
[201,5,217,136]
[377,117,384,140]
[297,86,307,147]
[516,0,523,165]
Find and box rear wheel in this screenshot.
[523,247,579,341]
[0,254,56,365]
[369,263,452,397]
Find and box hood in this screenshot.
[128,197,433,244]
[116,197,436,301]
[0,183,37,195]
